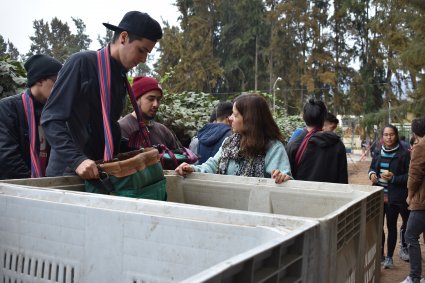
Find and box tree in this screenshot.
[0,35,20,60]
[97,28,113,47]
[158,0,223,93]
[28,17,91,62]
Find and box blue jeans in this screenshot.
[405,210,425,279]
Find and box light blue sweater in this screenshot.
[191,139,292,178]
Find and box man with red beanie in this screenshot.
[119,76,179,149]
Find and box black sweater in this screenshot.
[41,48,127,176]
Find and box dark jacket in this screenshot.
[197,123,232,164]
[0,93,44,179]
[41,49,127,176]
[368,143,410,204]
[286,130,348,183]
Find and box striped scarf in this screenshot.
[378,144,399,188]
[22,90,43,177]
[97,46,151,158]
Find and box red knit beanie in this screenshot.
[132,76,163,99]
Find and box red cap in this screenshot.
[132,76,163,99]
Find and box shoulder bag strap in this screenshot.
[97,46,114,162]
[22,90,42,177]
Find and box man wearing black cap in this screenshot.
[41,11,162,179]
[0,54,62,179]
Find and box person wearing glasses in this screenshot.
[368,124,411,269]
[0,54,62,179]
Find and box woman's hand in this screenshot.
[370,173,378,184]
[381,171,394,181]
[175,162,194,177]
[271,169,291,184]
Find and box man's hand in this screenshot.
[75,159,99,180]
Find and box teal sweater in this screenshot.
[191,139,292,178]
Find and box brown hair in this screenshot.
[234,93,284,156]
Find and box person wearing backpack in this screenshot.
[286,99,348,184]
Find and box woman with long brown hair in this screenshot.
[175,93,292,183]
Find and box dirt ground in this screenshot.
[347,157,424,283]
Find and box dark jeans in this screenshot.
[384,202,410,257]
[406,210,425,280]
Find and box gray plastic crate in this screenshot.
[0,183,318,283]
[2,173,382,283]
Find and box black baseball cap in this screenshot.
[103,11,162,42]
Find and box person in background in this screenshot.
[288,111,339,143]
[368,125,411,269]
[41,11,162,179]
[0,54,62,179]
[401,117,425,283]
[286,99,348,183]
[175,93,292,184]
[323,112,339,132]
[119,76,179,150]
[195,101,233,164]
[400,136,410,150]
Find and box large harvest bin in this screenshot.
[164,172,383,283]
[1,173,383,283]
[0,183,318,283]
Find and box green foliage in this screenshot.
[156,91,220,146]
[0,55,26,98]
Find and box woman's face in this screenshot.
[383,127,397,148]
[229,104,243,134]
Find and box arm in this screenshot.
[390,150,410,186]
[338,142,349,184]
[265,140,293,182]
[191,146,222,173]
[0,100,31,179]
[41,54,94,177]
[408,142,425,200]
[368,152,379,184]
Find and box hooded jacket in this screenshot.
[286,129,348,183]
[197,123,231,164]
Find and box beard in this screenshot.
[141,111,155,121]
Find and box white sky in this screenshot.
[0,0,179,54]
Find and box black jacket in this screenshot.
[286,130,348,184]
[368,144,410,204]
[0,93,44,179]
[41,48,127,176]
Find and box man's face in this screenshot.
[119,33,156,69]
[39,76,57,103]
[138,90,162,120]
[323,121,338,132]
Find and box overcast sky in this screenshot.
[0,0,179,54]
